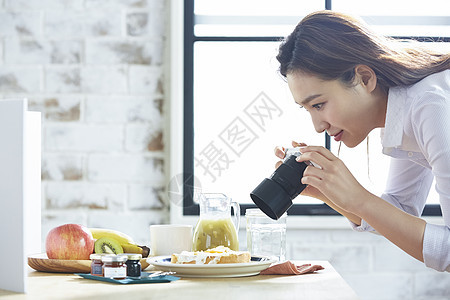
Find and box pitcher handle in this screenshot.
[231,200,240,230]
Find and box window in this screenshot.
[181,0,449,217]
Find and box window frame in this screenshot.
[181,0,444,217]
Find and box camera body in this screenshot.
[250,147,309,220]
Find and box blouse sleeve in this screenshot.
[412,92,450,272]
[349,157,433,233]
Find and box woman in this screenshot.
[274,10,450,272]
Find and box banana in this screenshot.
[89,228,136,245]
[121,243,143,254]
[122,244,150,257]
[89,228,151,257]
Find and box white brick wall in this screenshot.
[0,66,42,92]
[1,1,449,299]
[85,96,162,123]
[42,153,84,180]
[45,124,124,151]
[5,0,84,10]
[30,96,82,121]
[129,65,164,93]
[4,39,82,64]
[45,10,122,37]
[0,0,168,253]
[0,12,41,36]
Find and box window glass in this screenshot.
[194,24,299,37]
[193,41,324,204]
[333,0,450,36]
[195,0,324,16]
[194,0,323,36]
[189,0,446,211]
[333,0,448,16]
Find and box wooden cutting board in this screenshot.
[28,253,150,273]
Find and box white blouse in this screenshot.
[351,69,450,272]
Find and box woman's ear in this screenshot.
[354,65,377,93]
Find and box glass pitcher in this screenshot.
[192,193,240,251]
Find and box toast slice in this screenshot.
[171,246,251,264]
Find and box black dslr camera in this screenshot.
[250,148,316,220]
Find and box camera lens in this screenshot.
[250,155,308,220]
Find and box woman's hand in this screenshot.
[296,145,370,215]
[274,141,306,168]
[274,141,327,201]
[274,142,362,225]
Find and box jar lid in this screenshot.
[90,253,102,260]
[124,253,142,260]
[101,254,128,263]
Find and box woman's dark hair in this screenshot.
[277,11,450,91]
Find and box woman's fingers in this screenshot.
[297,147,367,214]
[302,165,324,182]
[292,141,307,148]
[301,173,323,187]
[274,141,308,169]
[275,160,283,169]
[296,151,328,170]
[275,142,308,159]
[297,145,337,163]
[274,146,286,159]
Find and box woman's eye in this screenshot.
[312,103,323,110]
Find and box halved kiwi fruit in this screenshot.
[94,237,124,254]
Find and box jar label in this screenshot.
[104,266,127,278]
[91,264,103,275]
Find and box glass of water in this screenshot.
[246,208,287,262]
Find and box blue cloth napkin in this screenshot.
[75,272,180,284]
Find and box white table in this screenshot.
[0,261,360,300]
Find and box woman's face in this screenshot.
[286,70,387,148]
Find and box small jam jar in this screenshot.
[124,253,142,278]
[102,255,128,279]
[90,254,103,276]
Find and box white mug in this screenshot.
[150,224,193,256]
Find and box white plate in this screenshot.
[148,256,275,278]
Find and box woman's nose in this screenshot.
[312,117,328,133]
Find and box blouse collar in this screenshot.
[381,87,405,149]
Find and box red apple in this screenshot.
[46,224,95,260]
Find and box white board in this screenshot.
[0,99,41,293]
